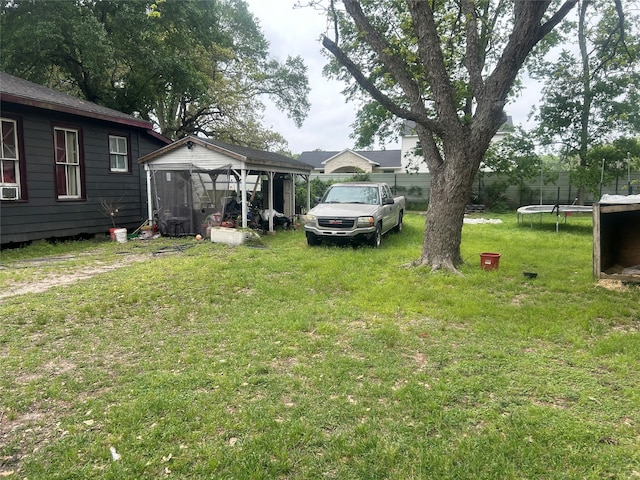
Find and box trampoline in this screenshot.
[517,204,593,231]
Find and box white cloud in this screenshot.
[246,0,362,154]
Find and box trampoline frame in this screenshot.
[517,204,593,231]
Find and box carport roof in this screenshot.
[139,135,313,174]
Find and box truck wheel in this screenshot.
[306,232,320,246]
[369,223,382,248]
[393,211,403,233]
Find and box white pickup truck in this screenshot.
[304,182,405,247]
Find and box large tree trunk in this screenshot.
[413,140,484,271]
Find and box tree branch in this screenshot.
[406,0,461,127]
[538,0,579,39]
[461,0,485,99]
[321,34,439,133]
[591,0,633,78]
[613,0,626,44]
[415,122,444,171]
[341,0,428,116]
[329,0,339,43]
[486,0,577,112]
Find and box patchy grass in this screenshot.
[1,213,639,479]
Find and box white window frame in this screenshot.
[54,127,82,199]
[1,117,21,199]
[109,135,129,172]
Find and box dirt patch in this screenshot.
[596,279,631,292]
[0,253,152,302]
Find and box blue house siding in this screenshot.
[1,78,169,245]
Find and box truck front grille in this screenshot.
[317,218,355,229]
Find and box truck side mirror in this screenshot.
[383,197,394,205]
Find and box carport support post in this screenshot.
[289,174,295,220]
[268,171,275,232]
[241,168,248,228]
[145,165,153,225]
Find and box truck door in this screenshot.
[382,184,395,232]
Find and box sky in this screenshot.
[244,0,540,155]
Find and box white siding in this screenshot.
[401,135,429,173]
[145,143,244,170]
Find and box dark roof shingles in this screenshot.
[203,138,313,170]
[298,149,401,169]
[0,71,152,128]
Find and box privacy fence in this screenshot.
[311,171,640,211]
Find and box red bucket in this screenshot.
[480,252,501,270]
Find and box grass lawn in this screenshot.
[1,212,639,479]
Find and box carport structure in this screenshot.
[139,136,313,234]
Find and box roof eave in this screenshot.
[2,93,154,130]
[244,157,312,173]
[322,148,381,166]
[140,136,312,173]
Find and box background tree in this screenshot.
[0,0,310,151]
[586,137,640,196]
[320,0,577,271]
[532,0,640,203]
[481,127,554,208]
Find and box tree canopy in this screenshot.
[0,0,310,151]
[531,0,640,201]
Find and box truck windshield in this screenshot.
[323,186,379,205]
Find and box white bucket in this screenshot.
[114,228,128,243]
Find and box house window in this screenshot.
[1,117,22,200]
[109,135,129,172]
[54,127,83,199]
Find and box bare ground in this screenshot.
[0,252,153,302]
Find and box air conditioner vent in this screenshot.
[0,186,19,200]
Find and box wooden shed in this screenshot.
[593,195,640,283]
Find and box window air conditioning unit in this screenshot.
[0,186,19,200]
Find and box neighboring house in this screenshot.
[298,149,402,174]
[299,116,513,175]
[401,117,514,173]
[0,71,170,245]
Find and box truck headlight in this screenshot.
[357,216,375,227]
[305,214,317,225]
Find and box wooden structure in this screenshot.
[0,72,170,245]
[593,196,640,283]
[139,136,313,233]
